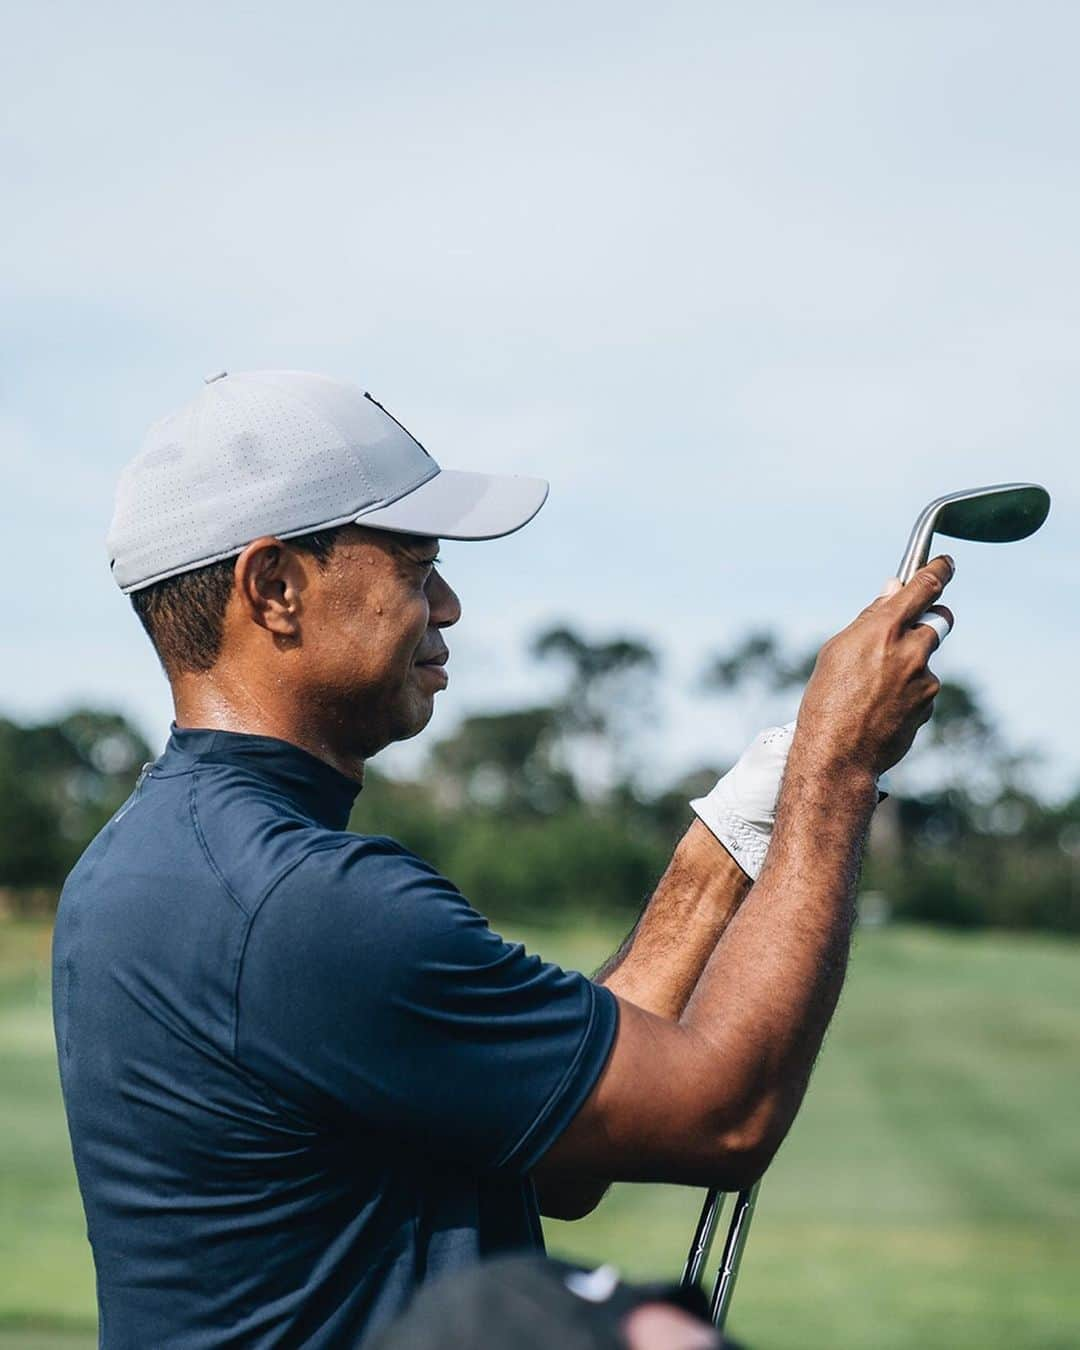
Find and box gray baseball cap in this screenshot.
[107,370,550,593]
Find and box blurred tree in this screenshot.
[702,630,815,695]
[699,629,813,746]
[0,710,151,902]
[646,766,723,839]
[532,625,660,798]
[1,641,1076,935]
[427,707,578,815]
[924,680,995,753]
[702,627,1019,795]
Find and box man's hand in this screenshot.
[689,560,954,880]
[795,556,955,779]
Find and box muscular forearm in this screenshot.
[596,822,752,1020]
[538,752,874,1209]
[678,743,877,1164]
[536,824,750,1218]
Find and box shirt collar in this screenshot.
[159,725,362,830]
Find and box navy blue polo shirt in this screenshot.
[53,727,618,1348]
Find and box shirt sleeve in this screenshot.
[235,834,618,1173]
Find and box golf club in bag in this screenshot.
[680,482,1051,1333]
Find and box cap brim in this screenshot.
[353,468,548,541]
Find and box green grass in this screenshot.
[0,925,96,1350]
[3,918,1079,1348]
[526,919,1080,1349]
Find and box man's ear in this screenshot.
[233,537,307,638]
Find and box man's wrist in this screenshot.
[682,818,757,889]
[780,744,880,816]
[689,798,769,878]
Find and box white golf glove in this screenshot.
[690,722,796,880]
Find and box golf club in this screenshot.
[680,1183,759,1334]
[681,480,1051,1334]
[681,1189,725,1290]
[896,482,1050,584]
[707,1181,759,1327]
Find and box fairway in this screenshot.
[2,919,1079,1349]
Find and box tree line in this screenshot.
[5,625,1080,933]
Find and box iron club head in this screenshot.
[896,483,1051,584]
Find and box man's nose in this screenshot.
[427,569,462,628]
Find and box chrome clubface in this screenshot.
[896,483,1051,583]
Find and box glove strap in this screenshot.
[689,799,770,880]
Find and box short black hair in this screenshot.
[130,528,343,676]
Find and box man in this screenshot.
[54,370,953,1347]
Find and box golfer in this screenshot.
[53,370,953,1348]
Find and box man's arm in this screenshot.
[534,559,953,1202]
[596,822,753,1019]
[535,824,751,1217]
[537,728,792,1216]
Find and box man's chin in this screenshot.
[389,696,438,747]
[353,690,440,761]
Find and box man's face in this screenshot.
[291,526,461,760]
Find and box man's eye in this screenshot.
[402,551,441,572]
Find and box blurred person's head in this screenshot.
[365,1254,725,1350]
[108,371,547,777]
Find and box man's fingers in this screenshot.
[910,603,955,653]
[891,555,955,623]
[864,561,949,618]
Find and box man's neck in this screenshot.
[171,675,367,785]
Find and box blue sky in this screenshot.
[4,1,1077,793]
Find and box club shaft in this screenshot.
[896,508,940,584]
[708,1181,761,1329]
[681,1188,726,1289]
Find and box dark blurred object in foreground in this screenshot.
[366,1253,740,1349]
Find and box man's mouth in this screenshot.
[414,647,450,687]
[415,646,450,669]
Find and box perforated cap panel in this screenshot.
[107,372,440,591]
